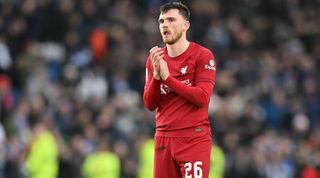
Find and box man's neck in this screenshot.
[166,38,190,58]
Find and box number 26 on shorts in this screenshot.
[184,161,203,178]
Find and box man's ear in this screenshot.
[184,20,190,31]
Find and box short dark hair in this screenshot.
[160,2,190,20]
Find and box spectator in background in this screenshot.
[209,145,225,178]
[25,119,59,178]
[82,135,120,178]
[137,138,154,178]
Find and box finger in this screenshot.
[150,49,162,63]
[160,60,168,69]
[153,59,160,65]
[151,47,164,55]
[152,57,162,67]
[160,59,167,64]
[150,47,163,60]
[159,60,164,68]
[149,47,159,61]
[152,52,164,64]
[157,54,164,60]
[149,46,159,53]
[154,50,164,59]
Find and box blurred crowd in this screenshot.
[0,0,320,178]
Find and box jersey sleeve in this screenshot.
[143,56,161,111]
[164,49,216,107]
[195,49,216,84]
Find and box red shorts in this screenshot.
[154,125,212,178]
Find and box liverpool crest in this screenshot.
[181,66,188,75]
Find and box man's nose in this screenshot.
[161,20,168,27]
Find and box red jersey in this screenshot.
[143,42,216,136]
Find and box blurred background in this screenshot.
[0,0,320,178]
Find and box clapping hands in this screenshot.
[149,46,170,80]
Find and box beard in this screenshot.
[162,30,183,45]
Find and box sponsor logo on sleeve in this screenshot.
[205,59,216,71]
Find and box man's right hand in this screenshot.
[149,46,164,80]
